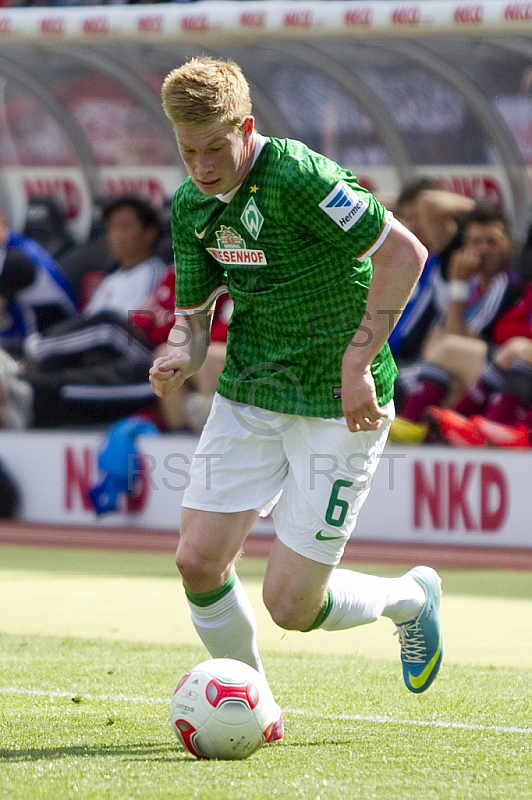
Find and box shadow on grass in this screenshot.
[0,739,332,764]
[0,742,190,764]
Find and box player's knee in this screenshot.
[175,543,216,587]
[263,591,315,632]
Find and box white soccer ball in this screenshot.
[170,657,281,760]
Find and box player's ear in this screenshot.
[242,116,254,138]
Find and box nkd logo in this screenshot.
[345,7,373,26]
[40,18,65,35]
[454,4,484,23]
[391,6,421,24]
[504,2,532,19]
[413,460,508,531]
[138,15,164,33]
[284,10,313,27]
[181,14,209,32]
[240,11,266,27]
[82,17,110,35]
[64,446,148,513]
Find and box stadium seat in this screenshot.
[22,196,75,261]
[58,197,116,306]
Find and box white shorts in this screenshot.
[182,393,394,566]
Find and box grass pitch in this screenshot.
[0,545,531,800]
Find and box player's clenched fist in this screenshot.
[149,353,190,397]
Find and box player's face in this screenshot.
[463,221,512,279]
[174,117,255,196]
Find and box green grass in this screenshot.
[1,545,531,799]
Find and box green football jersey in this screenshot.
[171,136,398,418]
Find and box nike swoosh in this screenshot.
[408,636,442,690]
[315,530,343,541]
[195,227,208,240]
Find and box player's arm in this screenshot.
[342,217,427,432]
[149,311,210,398]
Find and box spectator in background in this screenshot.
[390,181,474,408]
[23,194,166,363]
[425,281,532,448]
[0,256,229,432]
[389,202,526,443]
[0,206,77,357]
[2,194,166,428]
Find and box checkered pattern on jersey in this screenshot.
[171,137,397,417]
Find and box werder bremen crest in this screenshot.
[241,196,264,240]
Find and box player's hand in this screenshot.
[149,353,189,398]
[340,364,388,433]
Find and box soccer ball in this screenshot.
[170,658,281,760]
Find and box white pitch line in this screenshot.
[0,686,164,704]
[1,686,531,736]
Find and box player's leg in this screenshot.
[176,506,266,673]
[176,393,287,675]
[264,408,443,693]
[263,530,426,634]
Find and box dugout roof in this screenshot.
[1,0,532,241]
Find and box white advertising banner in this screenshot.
[2,2,532,44]
[0,430,530,548]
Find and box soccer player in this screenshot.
[150,58,443,724]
